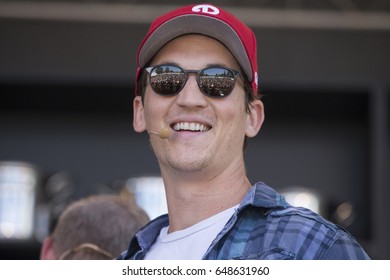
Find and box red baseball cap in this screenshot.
[135,3,259,95]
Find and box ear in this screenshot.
[133,96,147,133]
[40,237,57,260]
[245,99,265,138]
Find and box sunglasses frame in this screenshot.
[145,64,240,98]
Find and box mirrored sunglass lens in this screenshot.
[199,68,235,97]
[150,66,185,95]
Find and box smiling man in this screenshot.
[119,4,370,260]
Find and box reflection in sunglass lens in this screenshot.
[147,65,238,98]
[199,68,236,98]
[150,66,186,96]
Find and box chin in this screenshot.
[167,155,209,173]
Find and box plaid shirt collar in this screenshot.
[121,182,286,260]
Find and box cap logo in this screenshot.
[192,4,220,15]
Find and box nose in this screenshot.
[175,74,208,108]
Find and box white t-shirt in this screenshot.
[144,205,238,260]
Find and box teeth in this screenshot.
[173,122,210,132]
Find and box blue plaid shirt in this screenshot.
[118,182,370,260]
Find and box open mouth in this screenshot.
[172,122,211,132]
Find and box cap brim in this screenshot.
[138,14,252,81]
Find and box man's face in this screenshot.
[133,34,262,177]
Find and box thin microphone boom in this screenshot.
[148,127,171,139]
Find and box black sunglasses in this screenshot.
[145,65,240,98]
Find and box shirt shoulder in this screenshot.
[210,182,370,260]
[117,214,169,260]
[268,205,369,259]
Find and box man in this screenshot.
[119,4,370,259]
[40,194,149,259]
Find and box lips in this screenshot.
[172,122,210,132]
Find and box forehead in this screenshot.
[150,34,240,70]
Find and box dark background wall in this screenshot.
[0,1,389,259]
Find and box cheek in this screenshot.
[218,99,247,136]
[143,92,170,125]
[144,106,158,126]
[232,101,249,138]
[227,94,247,122]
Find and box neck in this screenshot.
[161,162,251,233]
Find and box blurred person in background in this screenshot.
[40,193,149,260]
